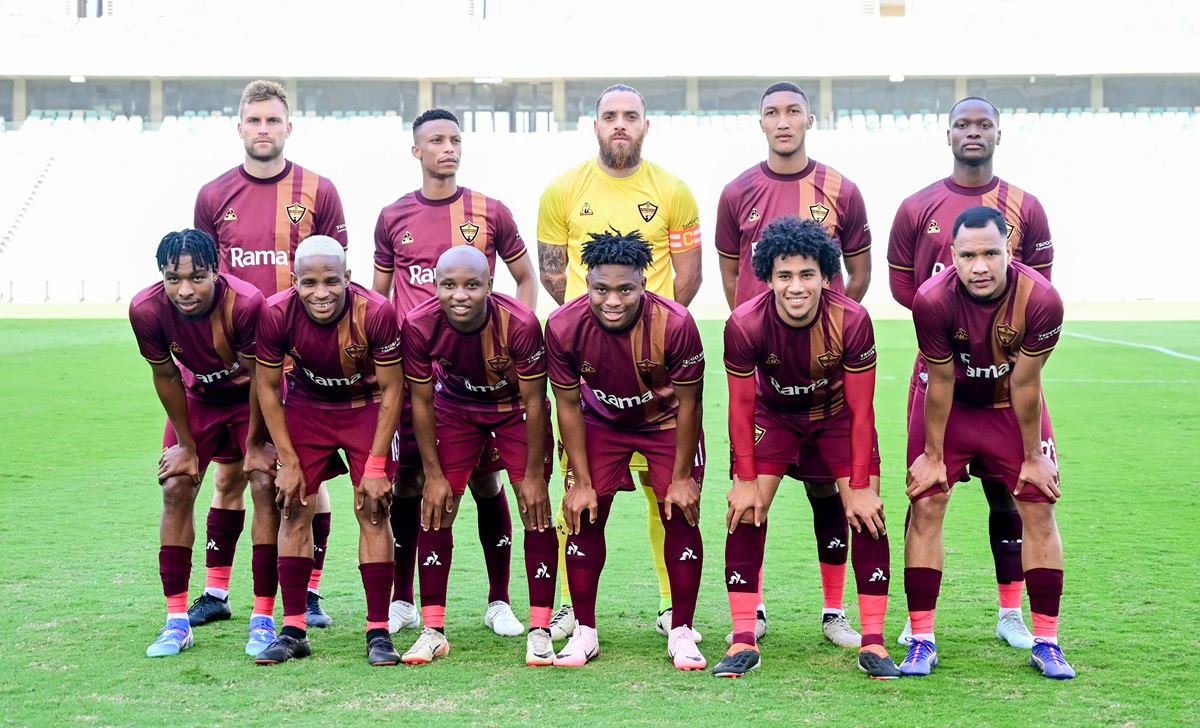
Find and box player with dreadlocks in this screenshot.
[129,229,275,658]
[543,228,708,670]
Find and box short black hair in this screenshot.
[413,108,460,136]
[751,215,841,283]
[156,229,219,273]
[595,84,646,115]
[952,205,1007,239]
[580,228,653,273]
[949,96,1001,121]
[761,82,810,108]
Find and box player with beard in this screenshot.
[888,97,1054,649]
[130,229,271,658]
[253,236,405,666]
[192,80,347,634]
[373,108,536,640]
[714,81,875,650]
[537,84,703,644]
[900,206,1074,680]
[545,230,706,670]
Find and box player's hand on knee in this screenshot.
[725,477,763,533]
[358,475,392,525]
[421,475,454,531]
[243,441,278,478]
[905,453,948,499]
[1017,454,1060,502]
[274,460,307,518]
[842,486,886,539]
[159,444,200,486]
[666,477,701,527]
[517,475,551,532]
[562,482,597,535]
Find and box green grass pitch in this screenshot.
[1,318,1197,726]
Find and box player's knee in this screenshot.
[910,493,948,524]
[467,471,503,498]
[161,476,199,513]
[393,475,422,499]
[1015,501,1056,533]
[213,465,248,496]
[804,480,838,498]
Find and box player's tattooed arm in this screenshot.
[538,241,567,306]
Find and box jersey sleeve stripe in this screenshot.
[404,373,434,383]
[374,358,402,367]
[842,244,872,258]
[724,366,756,378]
[1028,262,1052,269]
[517,371,548,381]
[887,262,914,271]
[501,248,529,264]
[144,355,173,365]
[548,377,580,390]
[1019,345,1056,357]
[716,249,740,260]
[843,361,877,373]
[921,353,953,365]
[373,262,395,273]
[672,376,705,386]
[257,357,285,368]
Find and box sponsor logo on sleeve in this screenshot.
[376,336,402,355]
[681,352,705,367]
[1037,325,1062,341]
[858,345,876,361]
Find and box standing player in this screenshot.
[714,81,875,649]
[716,216,898,680]
[253,237,404,666]
[888,96,1054,648]
[372,108,536,638]
[397,246,557,667]
[537,83,703,641]
[900,206,1074,680]
[130,229,276,658]
[545,230,706,670]
[193,79,348,630]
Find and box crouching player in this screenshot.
[901,206,1074,679]
[253,236,405,666]
[716,216,899,679]
[396,246,557,666]
[545,229,707,670]
[131,229,279,658]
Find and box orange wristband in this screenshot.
[364,454,388,479]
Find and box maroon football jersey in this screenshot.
[194,161,348,296]
[129,274,264,404]
[724,288,876,422]
[716,159,871,307]
[888,176,1053,309]
[373,187,529,318]
[545,292,705,432]
[401,292,546,413]
[913,261,1063,409]
[256,283,402,410]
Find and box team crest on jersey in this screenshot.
[818,351,840,368]
[580,361,596,374]
[1005,222,1015,239]
[487,355,511,372]
[926,220,941,234]
[344,343,366,360]
[285,203,307,224]
[580,203,593,216]
[764,353,781,370]
[224,209,237,221]
[169,341,183,354]
[636,359,659,374]
[402,231,414,245]
[809,203,830,224]
[754,425,766,444]
[638,201,659,223]
[954,328,969,341]
[459,221,480,244]
[996,323,1018,347]
[748,208,760,222]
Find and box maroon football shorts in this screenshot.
[747,405,882,481]
[284,399,396,495]
[161,397,250,474]
[436,401,554,494]
[392,394,501,476]
[907,385,1058,503]
[566,423,705,500]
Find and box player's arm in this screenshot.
[255,358,306,514]
[359,360,403,522]
[505,252,539,311]
[886,206,918,309]
[371,269,394,299]
[670,248,702,307]
[839,187,873,302]
[241,353,277,477]
[725,369,763,531]
[551,381,596,534]
[515,374,551,531]
[371,212,396,298]
[906,357,953,499]
[409,377,454,530]
[192,190,217,239]
[665,381,703,526]
[718,255,740,311]
[149,360,200,485]
[841,367,885,537]
[843,251,872,303]
[1011,351,1060,501]
[714,188,742,311]
[537,241,567,306]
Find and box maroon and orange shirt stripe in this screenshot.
[913,261,1063,409]
[129,274,265,404]
[724,289,876,422]
[373,187,528,319]
[545,292,705,432]
[194,161,348,297]
[716,159,871,307]
[256,283,402,411]
[401,292,545,413]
